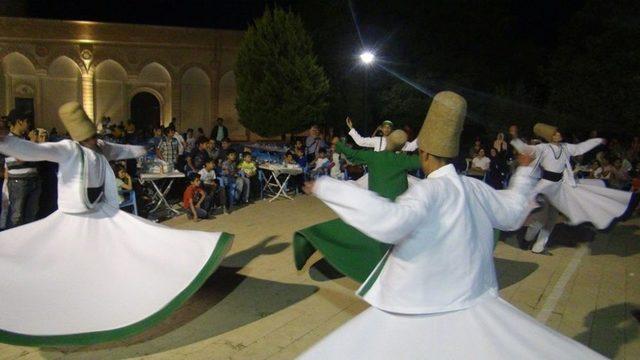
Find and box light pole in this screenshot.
[359,51,375,132]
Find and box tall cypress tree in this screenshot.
[235,7,330,137]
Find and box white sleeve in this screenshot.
[348,128,378,149]
[401,138,418,152]
[565,138,604,156]
[0,136,74,163]
[98,140,147,161]
[313,177,430,244]
[510,138,539,156]
[471,165,537,231]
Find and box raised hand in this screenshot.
[346,117,353,129]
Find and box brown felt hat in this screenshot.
[385,129,408,152]
[533,123,558,143]
[417,91,467,158]
[58,102,97,142]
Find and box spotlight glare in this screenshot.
[360,51,375,64]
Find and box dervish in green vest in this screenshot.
[293,129,420,282]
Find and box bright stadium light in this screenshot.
[360,51,375,65]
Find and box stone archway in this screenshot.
[130,91,161,134]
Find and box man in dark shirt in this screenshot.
[185,137,210,175]
[305,124,326,162]
[210,117,229,142]
[218,138,233,165]
[5,109,40,228]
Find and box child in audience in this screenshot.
[221,150,248,207]
[237,152,257,202]
[294,147,308,170]
[182,173,208,222]
[285,151,304,192]
[114,164,133,203]
[309,148,330,179]
[199,159,228,214]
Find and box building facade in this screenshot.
[0,16,253,139]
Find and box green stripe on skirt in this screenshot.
[294,220,501,284]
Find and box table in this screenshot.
[259,163,303,202]
[139,171,185,215]
[245,143,289,153]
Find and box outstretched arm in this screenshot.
[348,128,379,149]
[311,177,430,244]
[510,138,539,156]
[402,138,418,152]
[98,140,147,161]
[0,136,74,163]
[566,138,604,156]
[335,141,373,165]
[469,165,537,231]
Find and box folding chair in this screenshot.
[119,190,138,216]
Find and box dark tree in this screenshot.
[235,7,330,137]
[545,0,640,134]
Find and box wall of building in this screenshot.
[0,16,258,140]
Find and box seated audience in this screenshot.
[467,148,490,180]
[183,173,209,222]
[221,150,248,208]
[186,137,210,175]
[237,152,258,202]
[198,159,227,214]
[114,164,133,203]
[309,148,330,179]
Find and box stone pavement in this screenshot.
[1,195,638,359]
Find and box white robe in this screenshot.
[0,136,232,346]
[511,138,635,229]
[348,128,418,152]
[300,164,604,359]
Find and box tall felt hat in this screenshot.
[385,129,408,152]
[417,91,467,158]
[533,123,557,143]
[58,102,97,142]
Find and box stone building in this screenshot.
[0,16,253,139]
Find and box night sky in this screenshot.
[0,0,295,30]
[4,0,635,135]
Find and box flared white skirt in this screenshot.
[0,203,232,346]
[299,294,604,360]
[536,179,637,230]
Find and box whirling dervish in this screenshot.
[511,123,638,253]
[0,102,233,346]
[298,91,605,359]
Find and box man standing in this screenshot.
[347,117,418,152]
[5,109,40,228]
[211,117,229,142]
[157,126,179,170]
[147,126,163,157]
[304,124,326,162]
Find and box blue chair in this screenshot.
[119,190,138,215]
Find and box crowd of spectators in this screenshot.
[464,126,640,192]
[2,108,639,228]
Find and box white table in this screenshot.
[139,171,185,215]
[259,163,303,202]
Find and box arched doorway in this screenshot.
[130,92,160,134]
